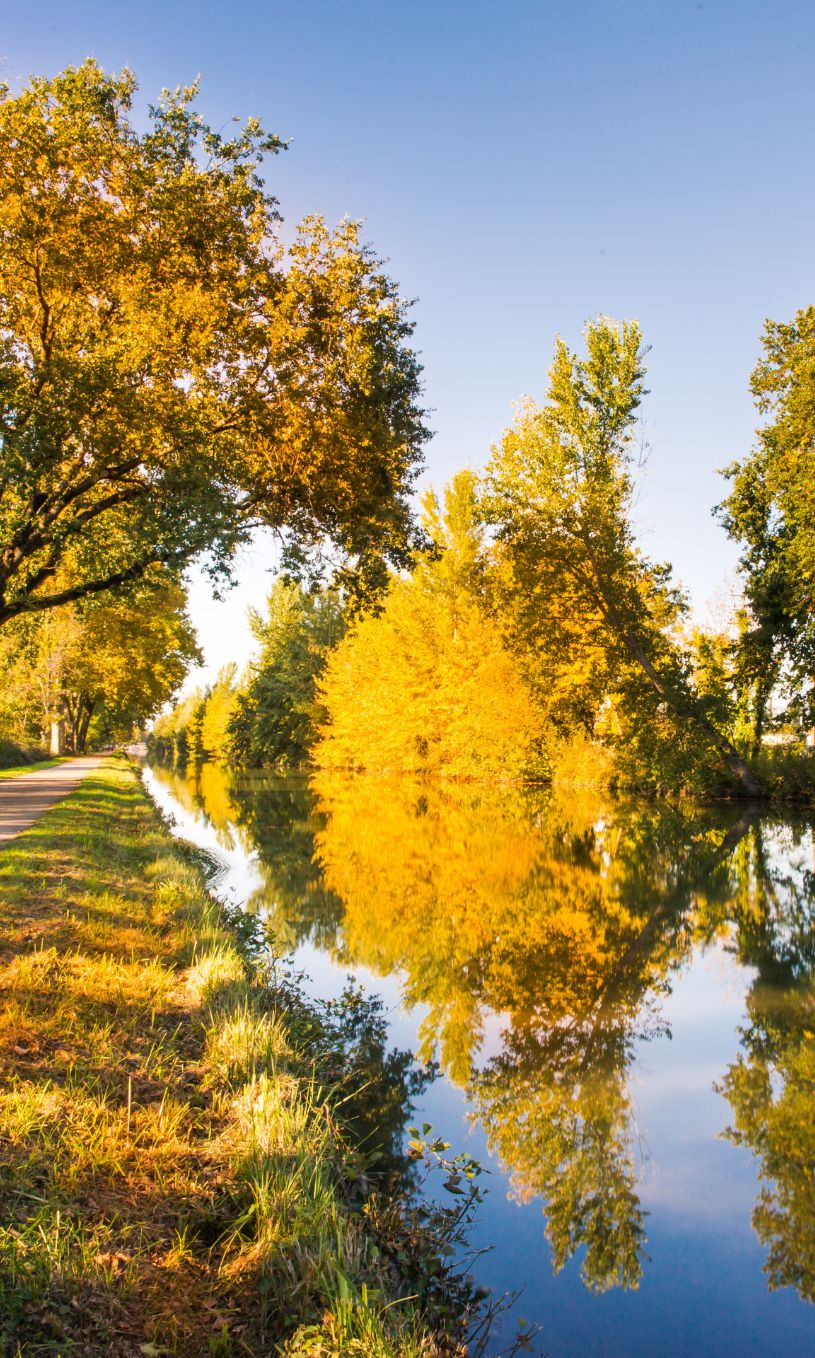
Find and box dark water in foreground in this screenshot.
[143,763,815,1357]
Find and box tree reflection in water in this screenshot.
[718,821,815,1302]
[147,762,815,1301]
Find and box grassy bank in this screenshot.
[0,757,71,780]
[0,758,487,1357]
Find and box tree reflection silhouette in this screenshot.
[718,821,815,1303]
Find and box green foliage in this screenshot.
[0,569,200,751]
[0,738,49,770]
[316,471,547,780]
[750,746,815,804]
[152,583,341,770]
[485,317,762,796]
[0,63,427,626]
[719,306,815,732]
[228,583,343,769]
[152,689,207,766]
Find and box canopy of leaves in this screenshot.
[228,581,343,768]
[719,307,815,727]
[0,62,427,624]
[0,568,199,748]
[485,318,761,796]
[315,470,546,780]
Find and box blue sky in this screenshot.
[4,1,814,683]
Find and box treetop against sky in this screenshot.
[2,1,814,683]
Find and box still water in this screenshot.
[143,763,815,1357]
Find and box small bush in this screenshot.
[754,745,815,803]
[0,738,49,769]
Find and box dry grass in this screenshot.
[0,758,456,1358]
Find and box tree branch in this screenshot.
[0,554,169,625]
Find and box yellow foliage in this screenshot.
[315,471,546,781]
[311,774,658,1082]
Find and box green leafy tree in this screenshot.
[718,822,815,1302]
[719,307,815,737]
[0,63,427,626]
[485,318,763,795]
[151,688,207,765]
[227,581,343,768]
[0,570,200,749]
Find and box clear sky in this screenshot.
[4,1,814,686]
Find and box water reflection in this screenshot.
[147,762,815,1305]
[718,823,815,1303]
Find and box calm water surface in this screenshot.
[143,763,815,1357]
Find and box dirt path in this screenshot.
[0,755,105,845]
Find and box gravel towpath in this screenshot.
[0,756,105,845]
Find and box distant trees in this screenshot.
[199,665,240,765]
[151,690,207,767]
[149,329,773,795]
[148,310,815,796]
[0,62,427,628]
[0,570,199,750]
[229,583,343,768]
[151,581,340,769]
[154,474,547,781]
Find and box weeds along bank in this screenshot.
[0,757,495,1358]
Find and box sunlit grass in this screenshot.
[0,756,72,779]
[0,757,460,1357]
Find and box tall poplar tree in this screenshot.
[719,306,815,738]
[485,318,763,796]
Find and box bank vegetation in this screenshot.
[0,758,514,1356]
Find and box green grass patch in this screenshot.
[0,757,491,1358]
[0,757,74,779]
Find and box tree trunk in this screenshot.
[61,692,80,753]
[75,695,95,753]
[50,718,65,756]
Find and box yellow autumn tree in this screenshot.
[0,570,199,750]
[315,470,545,780]
[200,665,240,763]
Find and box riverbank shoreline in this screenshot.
[148,745,815,808]
[0,756,485,1357]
